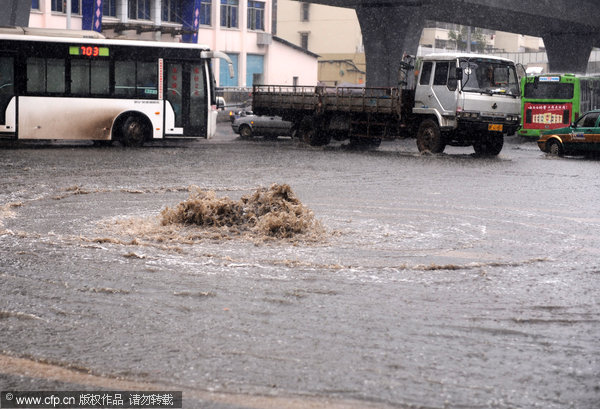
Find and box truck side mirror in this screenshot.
[455,67,463,79]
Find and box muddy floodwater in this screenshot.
[1,126,599,409]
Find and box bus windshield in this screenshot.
[460,59,520,96]
[523,82,574,99]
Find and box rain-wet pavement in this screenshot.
[1,124,599,409]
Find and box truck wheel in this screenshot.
[417,119,445,153]
[239,125,253,139]
[474,134,503,156]
[121,116,149,147]
[299,116,330,146]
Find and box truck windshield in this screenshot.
[460,59,520,96]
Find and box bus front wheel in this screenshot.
[121,116,149,147]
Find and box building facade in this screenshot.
[27,0,318,87]
[276,0,365,85]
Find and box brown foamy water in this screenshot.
[103,184,325,245]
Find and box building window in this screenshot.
[31,0,40,10]
[199,0,211,25]
[162,0,182,23]
[103,0,117,17]
[301,3,309,22]
[129,0,151,20]
[247,1,264,31]
[219,53,238,87]
[51,0,82,14]
[300,32,309,50]
[246,54,264,87]
[51,0,62,12]
[434,39,447,49]
[220,0,238,28]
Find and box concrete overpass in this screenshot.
[306,0,600,86]
[0,0,30,28]
[3,0,599,86]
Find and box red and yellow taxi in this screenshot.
[538,109,600,156]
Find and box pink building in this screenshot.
[27,0,318,87]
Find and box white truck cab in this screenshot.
[413,53,521,155]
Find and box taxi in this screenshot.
[538,109,600,156]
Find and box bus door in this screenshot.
[165,61,208,137]
[0,53,15,136]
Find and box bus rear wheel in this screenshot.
[121,116,149,147]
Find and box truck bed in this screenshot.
[252,85,403,118]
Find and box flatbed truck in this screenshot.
[252,53,521,155]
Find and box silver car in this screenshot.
[231,113,294,139]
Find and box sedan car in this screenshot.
[231,113,294,140]
[538,109,600,156]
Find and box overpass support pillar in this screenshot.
[0,0,31,26]
[543,33,594,74]
[356,5,424,87]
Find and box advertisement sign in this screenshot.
[523,102,572,130]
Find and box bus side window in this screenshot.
[27,57,65,94]
[26,58,45,93]
[115,61,135,97]
[136,62,158,98]
[71,60,90,95]
[71,60,110,96]
[91,60,110,95]
[47,59,65,93]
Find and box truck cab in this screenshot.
[413,53,521,155]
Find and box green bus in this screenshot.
[519,73,600,139]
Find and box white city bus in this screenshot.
[0,27,232,146]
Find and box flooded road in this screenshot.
[1,127,599,409]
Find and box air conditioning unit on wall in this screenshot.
[256,32,272,46]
